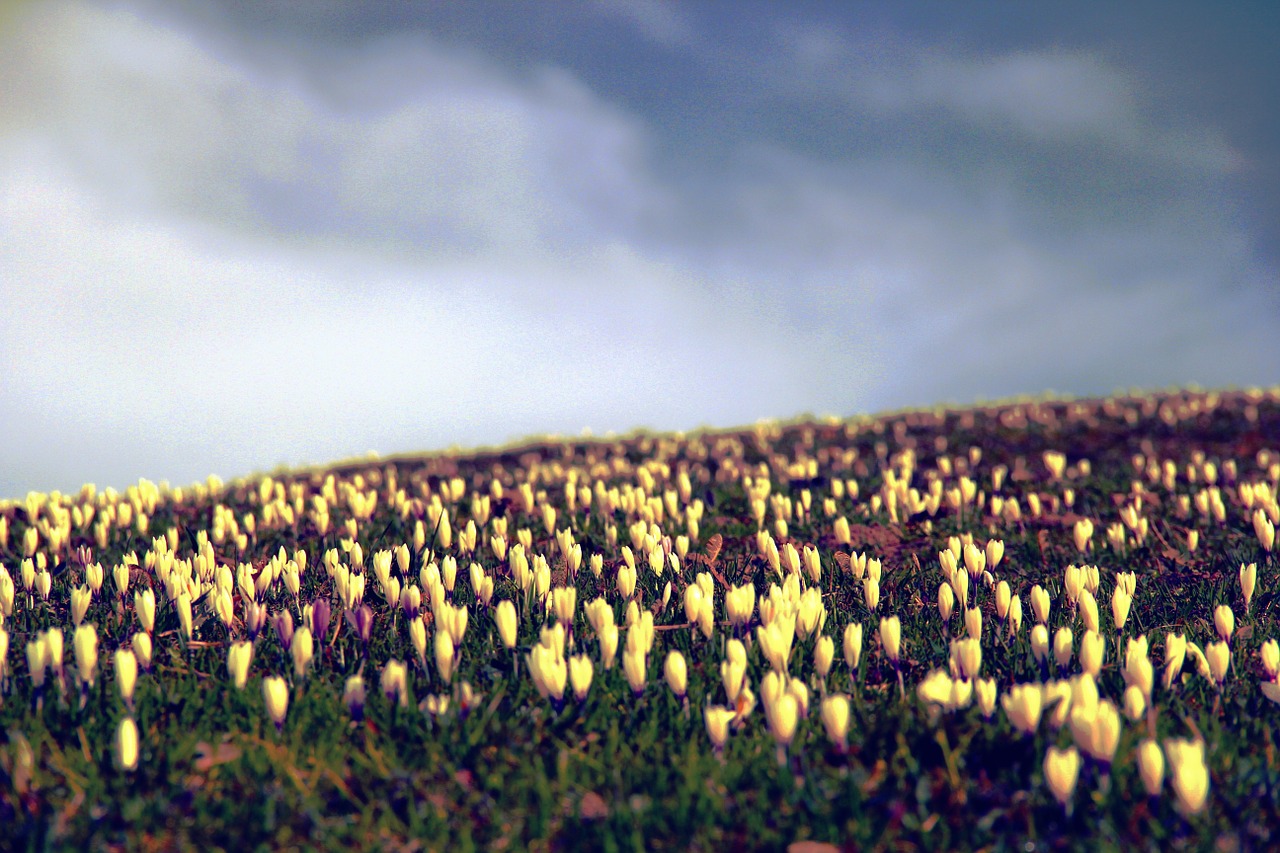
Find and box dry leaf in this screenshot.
[579,791,609,820]
[705,533,723,565]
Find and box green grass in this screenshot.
[1,387,1278,851]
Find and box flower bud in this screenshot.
[1164,738,1209,815]
[965,607,982,641]
[1261,638,1279,680]
[879,616,901,664]
[970,676,995,717]
[1002,683,1043,735]
[176,592,193,642]
[953,637,982,681]
[228,640,253,689]
[344,674,366,721]
[381,660,409,708]
[1111,588,1131,631]
[767,692,799,747]
[864,577,880,611]
[1031,624,1049,662]
[435,630,455,684]
[74,623,98,689]
[291,626,314,680]
[1079,631,1105,677]
[820,694,850,746]
[71,585,92,627]
[599,622,619,670]
[116,716,139,771]
[937,583,954,624]
[1123,684,1145,720]
[1206,640,1230,685]
[495,600,518,649]
[1163,632,1187,690]
[569,654,593,701]
[664,650,687,698]
[1136,738,1164,797]
[135,589,156,634]
[843,623,863,671]
[1044,746,1080,806]
[1030,584,1050,625]
[132,632,152,671]
[263,675,289,730]
[1213,604,1234,642]
[1078,588,1099,634]
[814,635,835,680]
[1240,563,1257,612]
[1053,627,1073,670]
[114,648,138,708]
[623,647,647,695]
[996,581,1011,620]
[705,705,735,750]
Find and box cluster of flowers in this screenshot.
[0,389,1276,822]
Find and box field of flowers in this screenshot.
[1,388,1278,851]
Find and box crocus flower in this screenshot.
[844,623,863,672]
[227,641,253,690]
[1213,605,1234,643]
[344,675,366,721]
[1053,628,1073,671]
[1261,639,1279,681]
[71,585,92,627]
[1030,584,1051,625]
[767,692,799,748]
[347,605,374,647]
[263,676,289,730]
[664,650,687,699]
[1002,684,1043,735]
[381,660,409,708]
[309,597,331,644]
[879,616,901,664]
[814,635,835,681]
[1163,633,1187,689]
[975,678,997,718]
[1044,746,1081,807]
[1164,738,1209,816]
[291,627,313,680]
[569,655,593,701]
[705,705,735,751]
[435,630,455,684]
[135,589,156,634]
[114,649,137,709]
[1240,563,1257,613]
[820,694,850,748]
[132,632,152,671]
[1205,640,1230,685]
[73,623,98,690]
[1136,739,1164,797]
[937,584,955,623]
[623,647,647,696]
[495,600,518,649]
[116,716,139,771]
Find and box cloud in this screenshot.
[1,1,1275,497]
[587,0,696,48]
[0,0,829,495]
[768,24,1235,173]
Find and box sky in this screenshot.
[2,0,1278,499]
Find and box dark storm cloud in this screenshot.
[1,0,1276,498]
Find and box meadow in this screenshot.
[1,387,1278,851]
